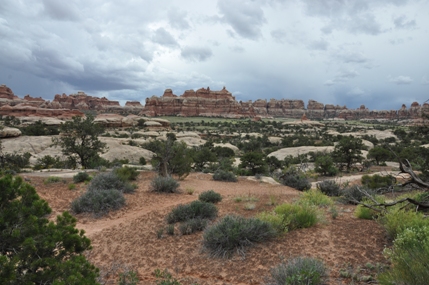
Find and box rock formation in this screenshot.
[142,87,256,118]
[0,84,427,121]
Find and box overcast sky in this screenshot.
[1,0,428,110]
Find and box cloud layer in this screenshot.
[0,0,428,110]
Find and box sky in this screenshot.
[1,0,428,111]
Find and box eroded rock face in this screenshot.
[142,87,255,118]
[0,84,428,121]
[141,88,309,118]
[93,114,170,129]
[0,85,19,100]
[0,104,83,118]
[53,92,122,111]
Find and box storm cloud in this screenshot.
[0,0,428,110]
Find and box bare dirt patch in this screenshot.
[23,171,389,285]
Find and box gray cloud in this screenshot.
[335,49,369,64]
[270,29,287,43]
[217,0,266,40]
[168,9,191,30]
[42,0,80,21]
[230,46,245,53]
[389,75,413,85]
[181,46,213,62]
[0,0,427,111]
[308,38,329,50]
[393,15,416,29]
[347,87,365,96]
[152,28,179,48]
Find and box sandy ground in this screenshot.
[22,171,389,285]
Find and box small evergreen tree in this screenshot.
[0,175,99,284]
[52,115,107,169]
[239,152,268,175]
[332,136,365,172]
[367,146,391,165]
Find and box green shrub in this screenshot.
[71,189,125,216]
[114,166,139,181]
[150,176,180,193]
[279,168,311,191]
[274,203,318,230]
[257,212,288,234]
[44,176,61,184]
[33,155,70,170]
[0,151,31,172]
[355,205,377,220]
[314,155,338,176]
[267,256,326,285]
[166,200,218,224]
[73,171,91,183]
[88,172,135,193]
[199,190,222,204]
[139,157,147,165]
[213,169,237,182]
[166,224,174,236]
[202,215,276,258]
[361,174,394,189]
[296,190,333,207]
[179,218,208,235]
[153,269,182,285]
[68,183,76,190]
[117,269,139,285]
[316,180,341,197]
[378,226,429,285]
[343,185,374,204]
[379,209,429,240]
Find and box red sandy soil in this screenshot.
[22,171,389,285]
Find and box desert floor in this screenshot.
[23,171,389,285]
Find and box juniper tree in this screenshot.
[0,175,99,284]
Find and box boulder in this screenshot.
[268,146,335,160]
[0,127,22,138]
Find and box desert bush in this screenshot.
[114,166,139,181]
[378,226,429,285]
[199,190,222,204]
[139,156,147,165]
[33,155,72,170]
[0,151,31,172]
[153,269,182,285]
[166,200,218,224]
[179,218,208,235]
[68,183,76,190]
[44,176,61,184]
[279,167,311,191]
[212,169,237,182]
[355,204,377,220]
[88,172,135,193]
[316,179,341,197]
[314,155,338,176]
[19,120,60,136]
[267,256,326,285]
[117,269,139,285]
[342,185,374,204]
[379,208,429,240]
[274,203,318,230]
[361,174,394,189]
[296,190,333,207]
[71,189,125,216]
[73,171,91,183]
[202,215,276,258]
[257,212,288,234]
[150,176,180,193]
